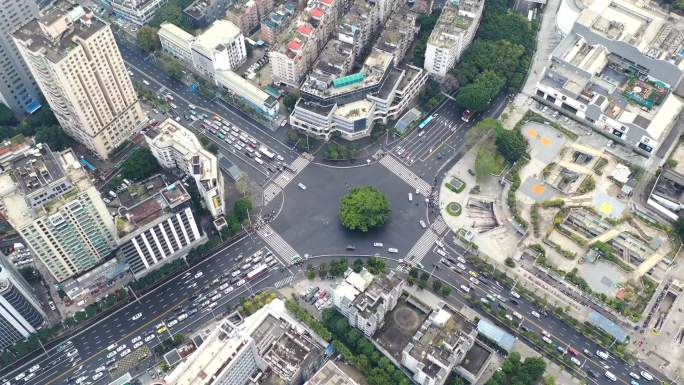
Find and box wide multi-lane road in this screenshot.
[1,236,292,385]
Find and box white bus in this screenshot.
[259,146,275,160]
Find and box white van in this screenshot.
[408,192,413,201]
[255,157,264,165]
[596,350,609,360]
[604,371,617,382]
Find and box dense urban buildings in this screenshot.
[116,180,206,277]
[535,0,684,156]
[0,254,45,351]
[333,269,404,336]
[290,49,428,140]
[0,144,117,282]
[111,0,169,25]
[424,0,484,77]
[12,2,147,160]
[165,298,325,385]
[0,0,42,116]
[144,118,225,218]
[158,20,247,80]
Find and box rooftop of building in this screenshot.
[0,147,96,228]
[159,22,194,43]
[192,19,242,54]
[0,136,34,170]
[117,179,190,236]
[112,0,159,10]
[301,49,394,98]
[340,0,374,28]
[652,169,684,203]
[13,2,106,63]
[427,3,476,48]
[145,118,220,186]
[166,299,326,385]
[184,0,221,18]
[545,30,684,141]
[352,271,403,319]
[6,143,65,197]
[304,361,361,385]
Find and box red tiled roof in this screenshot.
[298,24,313,35]
[287,40,302,51]
[310,7,324,18]
[321,0,334,5]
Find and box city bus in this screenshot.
[247,264,268,281]
[418,115,434,130]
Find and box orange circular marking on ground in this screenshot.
[532,184,545,195]
[540,137,551,146]
[527,128,538,138]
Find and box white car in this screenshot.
[530,311,541,318]
[629,372,641,380]
[596,350,610,360]
[167,319,178,328]
[66,349,79,358]
[133,341,144,349]
[131,336,141,344]
[94,366,106,373]
[373,242,384,247]
[469,277,480,285]
[541,336,553,344]
[28,364,40,373]
[541,329,551,338]
[505,314,514,321]
[459,285,470,293]
[419,220,427,229]
[512,311,523,320]
[640,371,653,381]
[223,286,234,295]
[119,349,131,358]
[177,313,188,322]
[145,334,156,342]
[116,344,127,353]
[106,351,117,359]
[387,248,398,253]
[570,357,581,366]
[510,290,521,299]
[298,183,307,190]
[194,271,203,279]
[131,312,142,321]
[456,262,467,271]
[92,372,104,381]
[236,279,246,287]
[457,256,466,264]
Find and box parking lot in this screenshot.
[269,162,428,258]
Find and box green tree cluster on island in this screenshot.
[339,186,391,232]
[452,0,536,112]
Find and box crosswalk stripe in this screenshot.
[263,155,311,204]
[379,155,431,195]
[257,224,299,266]
[274,275,294,289]
[406,228,439,265]
[431,217,448,235]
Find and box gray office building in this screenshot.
[0,0,43,116]
[0,255,45,350]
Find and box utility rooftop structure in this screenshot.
[165,298,325,385]
[111,0,169,25]
[401,305,477,385]
[424,0,483,77]
[12,1,146,160]
[647,169,684,220]
[0,144,117,282]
